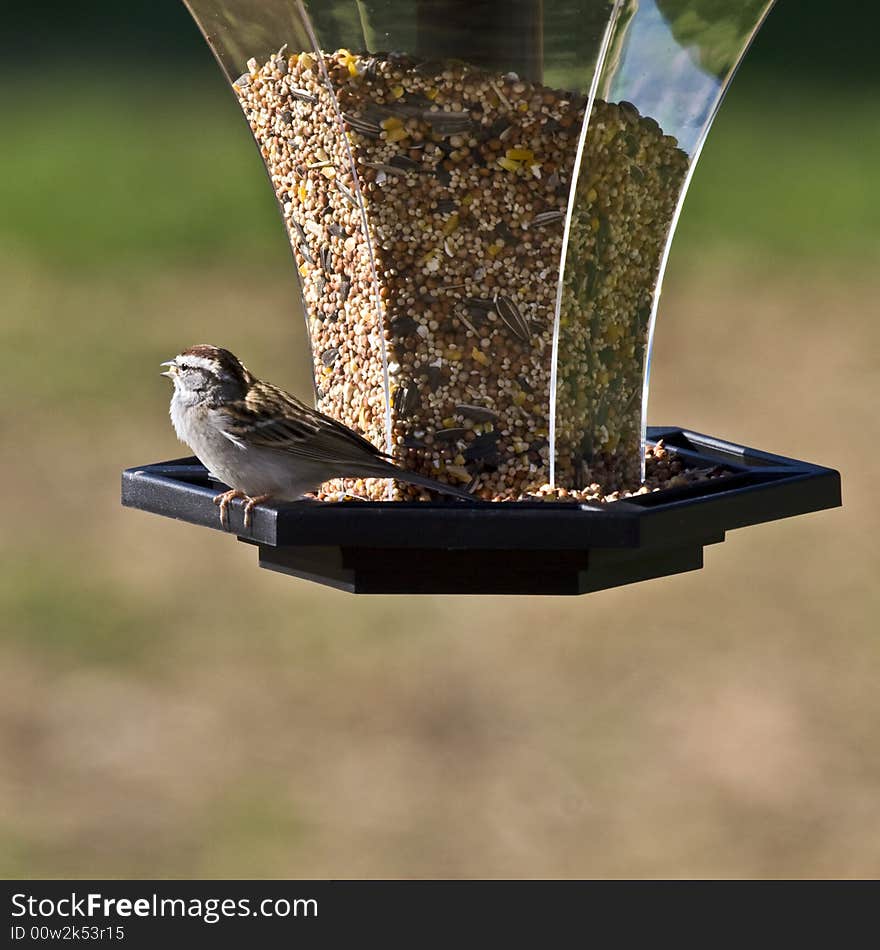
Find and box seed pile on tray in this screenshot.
[315,440,725,504]
[234,49,688,501]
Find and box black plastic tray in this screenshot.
[121,426,841,594]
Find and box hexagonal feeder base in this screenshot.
[121,427,841,595]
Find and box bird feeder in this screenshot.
[122,0,841,595]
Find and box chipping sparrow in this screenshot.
[162,344,473,528]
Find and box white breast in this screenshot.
[169,392,322,499]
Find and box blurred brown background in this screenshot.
[1,1,878,878]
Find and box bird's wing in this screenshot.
[217,382,390,468]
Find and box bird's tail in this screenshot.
[360,461,475,502]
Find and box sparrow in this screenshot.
[162,344,473,528]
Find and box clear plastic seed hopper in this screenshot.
[122,0,841,594]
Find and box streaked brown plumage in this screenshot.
[162,344,473,527]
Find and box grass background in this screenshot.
[1,2,879,878]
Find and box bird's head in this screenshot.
[161,344,253,405]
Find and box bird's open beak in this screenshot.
[160,360,177,378]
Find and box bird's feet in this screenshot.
[213,489,246,530]
[242,494,272,529]
[212,490,272,530]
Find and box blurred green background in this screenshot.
[1,1,878,878]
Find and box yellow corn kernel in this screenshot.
[461,193,475,207]
[453,454,466,466]
[385,126,409,143]
[299,53,314,71]
[487,243,502,257]
[505,148,534,162]
[441,417,457,428]
[425,87,439,100]
[320,165,336,179]
[586,187,598,203]
[471,347,489,366]
[390,85,404,99]
[381,116,403,131]
[496,157,520,173]
[446,465,471,482]
[442,212,459,236]
[513,390,527,406]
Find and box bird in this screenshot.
[161,344,474,528]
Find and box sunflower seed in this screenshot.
[413,58,444,75]
[389,155,420,170]
[233,73,250,89]
[362,161,408,177]
[341,113,380,137]
[290,219,307,243]
[336,181,358,206]
[424,111,472,136]
[465,431,500,463]
[529,210,565,228]
[435,198,457,215]
[465,296,495,311]
[494,293,530,343]
[393,383,420,417]
[493,220,513,241]
[289,87,317,104]
[455,404,499,422]
[391,315,418,336]
[454,310,479,335]
[489,81,512,111]
[320,245,332,273]
[320,347,339,366]
[434,427,468,442]
[328,223,347,238]
[298,243,315,265]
